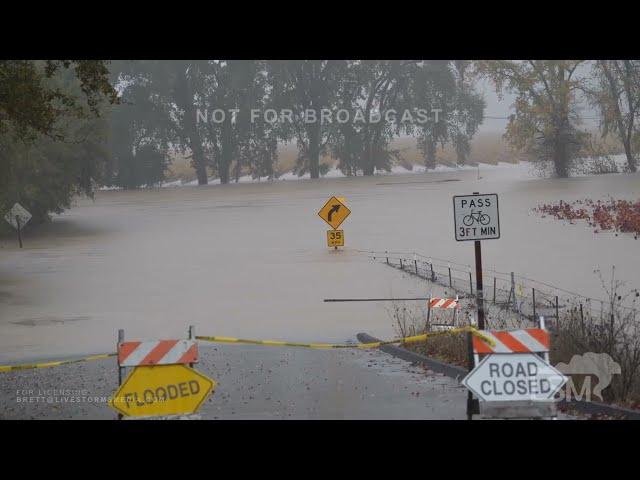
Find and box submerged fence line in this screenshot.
[359,249,639,327]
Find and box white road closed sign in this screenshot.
[461,353,567,402]
[453,193,499,241]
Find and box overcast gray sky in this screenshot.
[478,78,513,133]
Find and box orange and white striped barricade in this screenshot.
[427,296,460,331]
[109,326,215,419]
[462,316,567,419]
[118,339,198,367]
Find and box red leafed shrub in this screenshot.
[536,198,640,239]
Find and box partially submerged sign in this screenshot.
[462,353,567,402]
[318,196,351,230]
[327,229,344,247]
[4,203,31,230]
[108,364,215,417]
[453,193,499,241]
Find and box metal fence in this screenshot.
[358,249,639,331]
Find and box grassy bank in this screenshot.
[163,130,627,184]
[163,132,526,184]
[392,276,640,410]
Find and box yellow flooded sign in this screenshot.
[327,229,344,247]
[108,364,215,417]
[318,196,351,229]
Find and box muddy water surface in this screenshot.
[1,165,639,362]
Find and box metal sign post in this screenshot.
[453,192,500,419]
[188,325,195,368]
[117,329,125,420]
[467,315,478,420]
[16,216,22,249]
[474,239,484,329]
[453,192,500,330]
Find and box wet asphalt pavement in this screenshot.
[0,343,469,420]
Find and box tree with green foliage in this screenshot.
[107,60,281,186]
[267,60,346,178]
[450,61,485,165]
[0,60,117,226]
[412,61,456,169]
[398,61,484,170]
[111,60,214,185]
[0,60,117,140]
[105,61,174,188]
[329,60,421,176]
[479,60,586,177]
[167,61,211,185]
[357,60,418,175]
[329,62,364,175]
[201,60,278,183]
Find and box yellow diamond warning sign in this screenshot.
[327,229,344,247]
[108,364,215,417]
[318,196,351,229]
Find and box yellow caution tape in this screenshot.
[0,353,116,373]
[196,326,495,350]
[0,328,496,373]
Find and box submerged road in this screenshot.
[1,164,620,419]
[2,166,640,363]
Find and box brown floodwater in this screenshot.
[1,164,639,362]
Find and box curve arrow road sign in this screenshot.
[318,196,351,229]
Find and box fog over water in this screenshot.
[1,164,639,362]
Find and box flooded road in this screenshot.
[1,164,639,362]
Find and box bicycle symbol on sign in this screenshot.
[462,209,491,227]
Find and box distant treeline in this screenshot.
[1,60,640,224]
[104,60,484,187]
